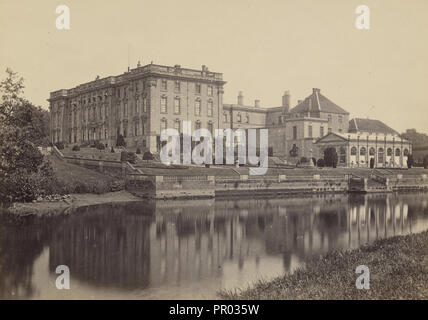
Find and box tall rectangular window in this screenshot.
[174,120,180,132]
[293,126,297,140]
[195,99,201,116]
[160,119,167,131]
[207,122,213,135]
[174,81,180,92]
[308,125,313,138]
[207,85,213,96]
[207,100,213,117]
[320,126,324,137]
[195,83,201,94]
[174,98,180,114]
[161,80,167,90]
[161,97,167,113]
[142,97,147,112]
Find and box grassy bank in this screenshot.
[220,231,428,300]
[48,155,124,194]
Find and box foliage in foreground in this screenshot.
[0,68,55,202]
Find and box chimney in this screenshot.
[238,91,244,106]
[282,90,290,113]
[255,99,260,108]
[312,88,320,94]
[298,99,303,104]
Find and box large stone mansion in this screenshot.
[49,62,411,167]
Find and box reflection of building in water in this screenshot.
[43,194,425,291]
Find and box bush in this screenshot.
[142,151,154,161]
[136,148,141,154]
[127,152,137,164]
[317,158,325,167]
[55,141,64,150]
[72,145,80,151]
[93,140,105,150]
[111,146,115,153]
[300,157,308,164]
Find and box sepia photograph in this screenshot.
[0,0,428,310]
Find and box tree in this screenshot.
[0,69,54,202]
[407,154,414,168]
[116,134,126,147]
[143,151,154,161]
[324,147,338,168]
[289,144,298,158]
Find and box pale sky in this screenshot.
[1,0,427,133]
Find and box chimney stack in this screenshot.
[238,91,244,106]
[255,99,260,108]
[312,88,320,94]
[282,90,290,114]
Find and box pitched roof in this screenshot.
[349,118,399,135]
[289,89,349,115]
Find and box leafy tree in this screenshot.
[317,158,325,167]
[407,154,414,168]
[142,151,154,161]
[324,147,338,168]
[0,69,54,202]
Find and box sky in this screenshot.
[1,0,427,134]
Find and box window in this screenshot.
[395,148,401,156]
[161,97,167,113]
[207,100,213,117]
[195,83,201,94]
[293,126,297,140]
[308,125,313,138]
[328,114,332,122]
[369,147,375,156]
[403,148,409,156]
[223,113,228,123]
[160,118,167,131]
[174,98,180,114]
[237,113,242,122]
[246,114,249,123]
[387,148,392,156]
[174,120,180,132]
[195,99,201,116]
[320,126,324,137]
[378,148,384,163]
[351,147,357,155]
[136,99,140,114]
[161,80,167,90]
[360,147,366,156]
[174,81,180,92]
[207,121,213,135]
[207,85,213,96]
[142,97,147,112]
[339,115,343,123]
[340,147,346,163]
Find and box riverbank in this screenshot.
[3,190,141,217]
[220,230,428,300]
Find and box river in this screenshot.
[0,192,427,299]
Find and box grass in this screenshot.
[220,230,428,300]
[47,155,124,194]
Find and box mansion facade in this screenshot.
[49,62,411,168]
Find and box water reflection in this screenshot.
[0,193,427,299]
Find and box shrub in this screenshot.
[142,151,154,161]
[300,157,308,164]
[55,141,64,150]
[111,146,115,153]
[72,145,80,151]
[136,148,142,154]
[127,152,137,164]
[317,158,325,167]
[93,140,105,150]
